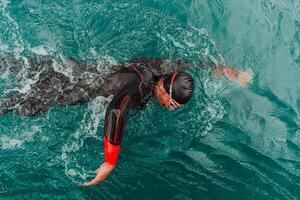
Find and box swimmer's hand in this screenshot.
[223,67,253,87]
[83,162,115,186]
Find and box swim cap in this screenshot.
[163,72,194,104]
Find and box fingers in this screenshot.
[84,166,105,186]
[83,180,99,186]
[83,162,115,186]
[236,70,253,87]
[83,178,100,186]
[83,168,102,186]
[83,181,93,186]
[83,174,102,186]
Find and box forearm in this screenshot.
[83,133,120,186]
[104,136,121,166]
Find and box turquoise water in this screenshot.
[0,0,300,199]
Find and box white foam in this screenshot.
[0,125,41,150]
[90,47,98,57]
[156,33,167,42]
[208,100,226,122]
[16,56,45,93]
[89,47,115,62]
[0,0,10,8]
[186,150,216,169]
[65,168,77,177]
[0,136,24,150]
[0,65,10,80]
[0,0,27,58]
[30,46,49,56]
[60,95,112,183]
[94,54,118,73]
[0,40,9,52]
[204,76,227,97]
[52,58,74,80]
[41,136,49,142]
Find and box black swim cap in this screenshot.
[163,72,194,104]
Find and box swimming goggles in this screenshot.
[168,72,181,110]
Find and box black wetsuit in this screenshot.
[0,56,189,165]
[100,58,168,165]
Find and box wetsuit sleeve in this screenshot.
[103,78,141,166]
[103,94,132,166]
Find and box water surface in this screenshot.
[0,0,300,199]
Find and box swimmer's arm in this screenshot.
[214,64,238,79]
[83,138,118,186]
[84,94,133,186]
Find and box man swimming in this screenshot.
[0,55,252,186]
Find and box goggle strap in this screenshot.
[169,72,178,99]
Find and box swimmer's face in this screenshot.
[154,78,181,110]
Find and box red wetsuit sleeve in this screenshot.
[104,136,121,166]
[103,94,133,166]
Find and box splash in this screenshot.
[0,135,24,150]
[0,0,26,57]
[60,95,112,184]
[30,46,50,56]
[0,125,41,150]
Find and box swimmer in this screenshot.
[0,56,252,186]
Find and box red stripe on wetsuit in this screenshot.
[104,95,130,166]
